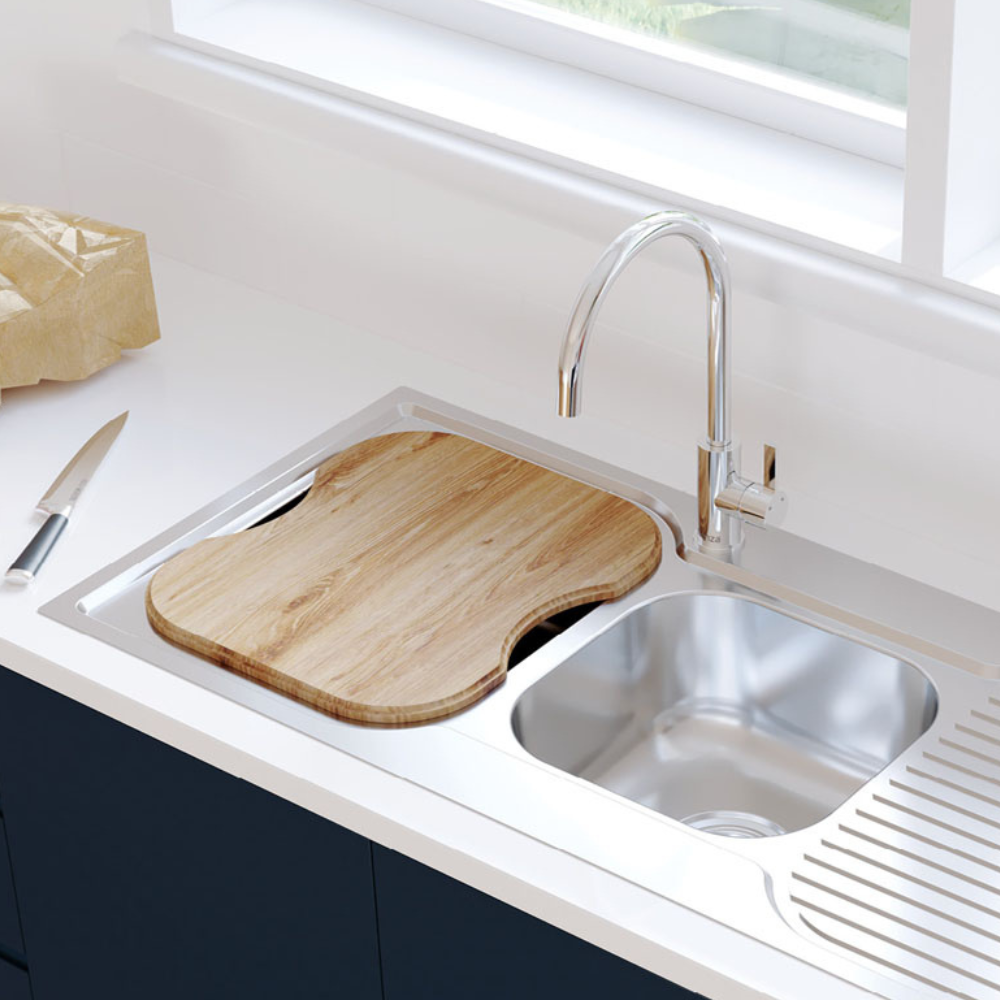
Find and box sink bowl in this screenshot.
[512,593,938,838]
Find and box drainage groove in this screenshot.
[787,697,1000,999]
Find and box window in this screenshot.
[523,0,910,107]
[353,0,1000,291]
[146,0,1000,299]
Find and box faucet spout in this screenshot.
[558,211,732,447]
[557,210,785,555]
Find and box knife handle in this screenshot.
[6,513,69,584]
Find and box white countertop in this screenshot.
[0,255,884,1000]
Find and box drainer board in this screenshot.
[146,431,662,725]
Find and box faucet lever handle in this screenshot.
[764,444,777,490]
[715,443,787,530]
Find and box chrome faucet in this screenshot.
[557,210,786,555]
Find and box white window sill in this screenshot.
[146,0,904,263]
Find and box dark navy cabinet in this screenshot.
[0,958,30,1000]
[0,667,701,1000]
[373,844,699,1000]
[0,811,29,999]
[0,667,382,1000]
[0,818,24,959]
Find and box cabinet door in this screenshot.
[372,844,703,1000]
[0,667,382,1000]
[0,957,31,1000]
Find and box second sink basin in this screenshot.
[512,592,938,838]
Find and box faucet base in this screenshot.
[698,441,789,558]
[697,440,744,554]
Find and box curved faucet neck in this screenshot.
[557,210,787,556]
[557,211,732,448]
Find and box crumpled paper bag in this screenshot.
[0,203,159,400]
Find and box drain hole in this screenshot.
[508,602,601,669]
[682,810,786,839]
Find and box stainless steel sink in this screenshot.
[513,593,937,838]
[41,389,1000,1000]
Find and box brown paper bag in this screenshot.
[0,204,160,400]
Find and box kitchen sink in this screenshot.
[42,389,1000,1000]
[512,593,937,838]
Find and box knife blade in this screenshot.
[6,411,129,584]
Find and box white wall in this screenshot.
[3,0,1000,614]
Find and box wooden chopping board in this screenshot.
[146,431,662,725]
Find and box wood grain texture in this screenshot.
[146,432,661,725]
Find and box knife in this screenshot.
[6,411,129,584]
